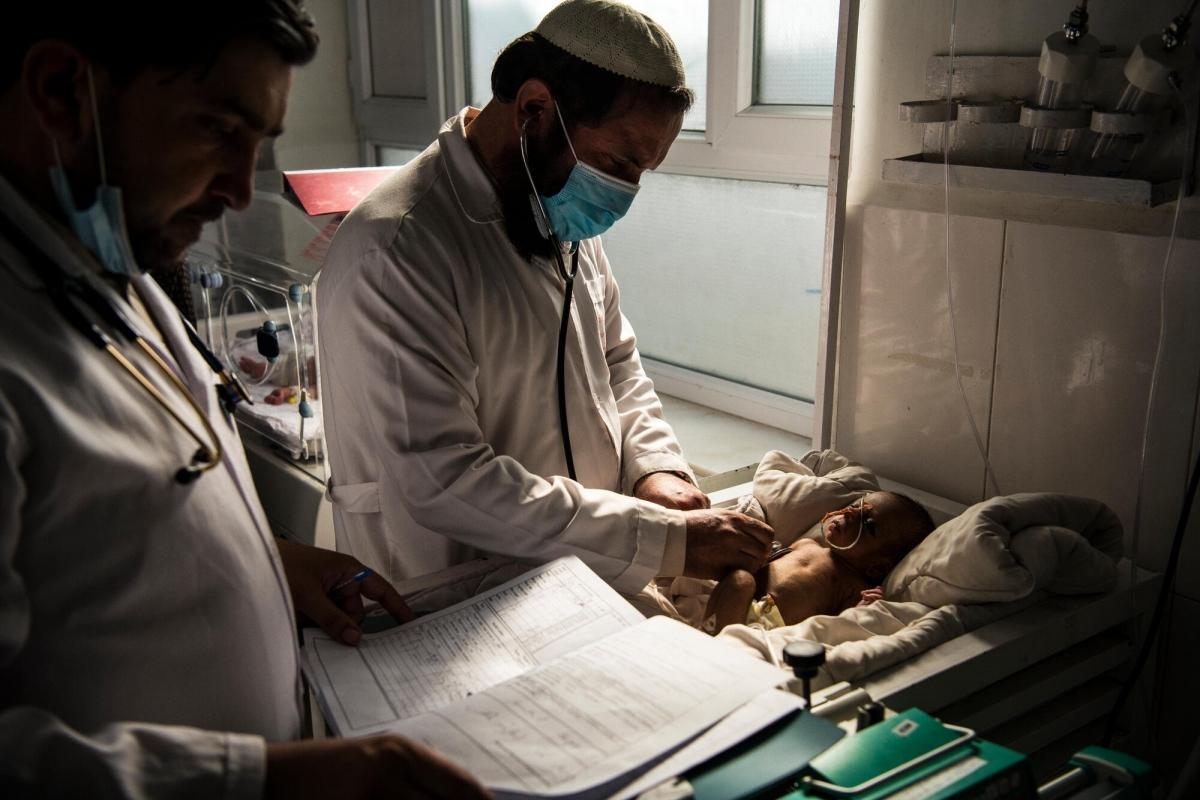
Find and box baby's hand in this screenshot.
[857,587,885,607]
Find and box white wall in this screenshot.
[275,0,361,170]
[841,0,1200,783]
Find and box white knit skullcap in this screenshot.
[534,0,687,89]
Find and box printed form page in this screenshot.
[389,616,791,799]
[302,557,644,736]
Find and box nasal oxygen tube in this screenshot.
[520,117,579,481]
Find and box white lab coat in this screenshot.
[0,173,301,797]
[318,108,692,595]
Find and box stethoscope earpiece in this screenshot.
[175,466,202,484]
[175,447,215,485]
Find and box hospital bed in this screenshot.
[706,470,1161,781]
[316,555,1156,786]
[291,455,1157,785]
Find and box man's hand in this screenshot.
[264,737,491,799]
[274,538,414,645]
[682,509,774,580]
[634,471,710,510]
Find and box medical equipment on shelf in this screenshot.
[1086,1,1198,177]
[187,190,328,464]
[1022,1,1100,172]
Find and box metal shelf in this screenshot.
[883,154,1180,207]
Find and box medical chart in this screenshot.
[610,689,806,800]
[302,556,645,735]
[388,616,790,799]
[302,557,794,798]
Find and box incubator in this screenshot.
[186,189,338,474]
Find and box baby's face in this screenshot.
[822,492,914,562]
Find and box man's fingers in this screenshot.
[310,592,363,645]
[360,573,416,623]
[404,741,493,799]
[728,554,762,573]
[733,531,771,557]
[738,518,776,547]
[339,591,366,622]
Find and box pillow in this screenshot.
[753,449,880,544]
[885,493,1123,607]
[884,505,1033,606]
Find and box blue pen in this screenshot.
[331,567,373,593]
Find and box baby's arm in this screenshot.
[701,569,759,634]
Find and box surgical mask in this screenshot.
[48,67,141,277]
[522,102,639,243]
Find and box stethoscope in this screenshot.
[520,117,580,481]
[0,211,250,485]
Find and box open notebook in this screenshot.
[301,556,796,799]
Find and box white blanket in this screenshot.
[679,451,1125,687]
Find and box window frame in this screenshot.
[346,0,856,441]
[348,0,467,166]
[658,0,833,187]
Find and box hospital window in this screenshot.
[358,0,842,437]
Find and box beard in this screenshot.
[126,200,226,323]
[497,122,571,261]
[128,198,227,273]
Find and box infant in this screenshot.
[702,491,934,633]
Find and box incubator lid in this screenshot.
[191,190,335,286]
[190,167,403,286]
[283,166,399,216]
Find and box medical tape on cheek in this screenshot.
[823,498,871,551]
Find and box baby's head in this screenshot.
[821,491,935,580]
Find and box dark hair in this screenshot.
[2,0,319,91]
[491,32,693,127]
[887,492,936,545]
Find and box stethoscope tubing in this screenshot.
[0,209,230,484]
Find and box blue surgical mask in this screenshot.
[522,102,639,243]
[47,67,141,277]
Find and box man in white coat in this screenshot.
[318,0,775,596]
[0,2,487,797]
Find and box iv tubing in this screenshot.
[219,284,278,387]
[943,0,1003,496]
[1124,75,1195,734]
[282,296,309,456]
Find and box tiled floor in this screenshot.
[657,393,813,479]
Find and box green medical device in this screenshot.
[671,707,1034,800]
[787,708,1034,800]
